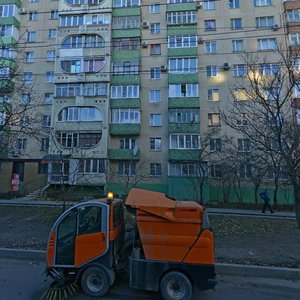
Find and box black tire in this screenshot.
[160,271,192,300]
[80,266,110,297]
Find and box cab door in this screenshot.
[54,203,109,267]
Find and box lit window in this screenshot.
[208,113,220,126]
[207,89,220,101]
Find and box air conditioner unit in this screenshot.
[11,150,20,157]
[161,65,167,72]
[142,41,148,48]
[272,24,279,31]
[19,8,26,14]
[197,37,204,44]
[196,2,202,9]
[223,62,231,70]
[142,22,149,29]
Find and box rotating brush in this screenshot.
[41,280,79,300]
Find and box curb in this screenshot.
[1,248,299,281]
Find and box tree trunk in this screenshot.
[293,184,300,229]
[273,184,278,207]
[254,184,259,204]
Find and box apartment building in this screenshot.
[0,0,292,200]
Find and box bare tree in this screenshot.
[220,48,300,227]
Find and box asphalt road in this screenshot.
[0,258,300,300]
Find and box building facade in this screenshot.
[0,0,295,202]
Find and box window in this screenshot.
[287,9,300,23]
[232,40,244,52]
[150,23,160,34]
[44,93,54,104]
[41,138,49,151]
[91,14,110,25]
[228,0,240,8]
[58,107,102,122]
[150,44,161,55]
[62,35,104,49]
[264,87,280,101]
[256,16,274,28]
[120,138,136,149]
[149,4,160,13]
[48,29,57,39]
[167,11,196,25]
[254,0,272,7]
[168,84,199,97]
[210,164,222,178]
[79,159,106,174]
[203,0,215,10]
[238,138,250,152]
[150,114,162,126]
[23,72,33,84]
[205,41,217,53]
[238,165,251,179]
[169,162,199,177]
[169,109,199,123]
[56,83,107,97]
[50,10,59,19]
[207,89,219,101]
[0,5,14,17]
[29,0,39,2]
[56,132,102,148]
[25,52,34,63]
[210,138,222,151]
[233,64,246,77]
[168,35,197,48]
[170,134,200,149]
[113,61,139,75]
[231,18,242,30]
[113,37,140,50]
[42,115,51,127]
[290,33,300,46]
[258,38,277,50]
[206,66,218,77]
[113,0,140,8]
[0,67,10,79]
[236,113,249,126]
[111,85,139,98]
[28,11,38,21]
[168,57,197,73]
[150,163,162,176]
[21,94,30,105]
[168,0,195,3]
[149,90,161,103]
[17,138,27,150]
[118,162,136,176]
[234,88,248,101]
[46,50,56,62]
[46,72,55,83]
[260,64,280,76]
[38,162,48,174]
[150,138,161,150]
[204,20,216,31]
[208,113,220,126]
[111,109,140,124]
[60,15,84,27]
[113,16,140,29]
[26,32,36,42]
[150,67,161,79]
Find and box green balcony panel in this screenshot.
[0,59,16,68]
[167,26,197,36]
[168,123,200,134]
[111,75,140,85]
[1,36,17,45]
[0,0,22,8]
[110,124,140,136]
[0,80,14,91]
[112,7,141,16]
[168,48,198,57]
[169,149,200,161]
[168,97,200,108]
[109,148,140,160]
[167,3,197,12]
[112,50,140,61]
[110,98,140,108]
[0,17,20,28]
[112,29,141,38]
[168,73,198,84]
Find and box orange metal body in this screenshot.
[126,188,214,265]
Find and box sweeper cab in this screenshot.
[44,188,216,300]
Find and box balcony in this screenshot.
[110,98,140,108]
[169,149,200,161]
[169,123,200,133]
[168,97,200,108]
[109,124,140,136]
[168,73,198,84]
[284,1,300,10]
[108,148,140,160]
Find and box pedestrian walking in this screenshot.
[259,189,274,214]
